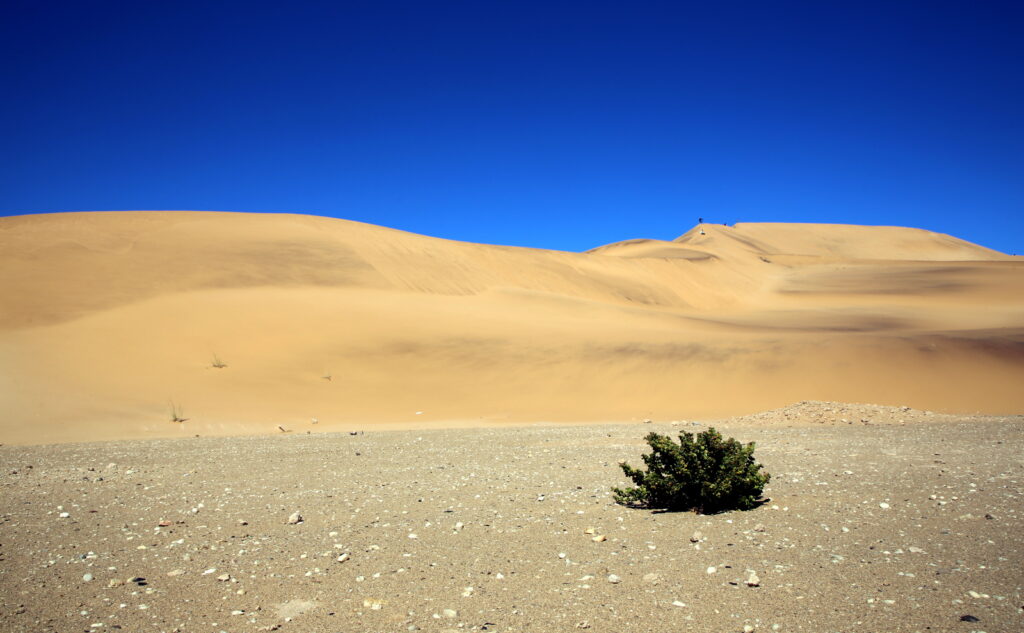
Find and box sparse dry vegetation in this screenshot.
[169,400,188,423]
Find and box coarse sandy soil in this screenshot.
[2,403,1022,633]
[2,211,1023,444]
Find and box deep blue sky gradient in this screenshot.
[2,1,1022,253]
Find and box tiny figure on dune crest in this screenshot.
[613,427,770,514]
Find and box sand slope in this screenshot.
[1,212,1022,444]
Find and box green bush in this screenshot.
[612,427,770,513]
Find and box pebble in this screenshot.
[607,574,621,584]
[82,573,93,582]
[707,566,717,574]
[690,531,703,543]
[878,502,890,509]
[442,608,458,618]
[746,571,761,587]
[58,512,70,519]
[287,511,303,524]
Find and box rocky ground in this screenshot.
[1,403,1022,633]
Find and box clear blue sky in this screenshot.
[2,1,1022,253]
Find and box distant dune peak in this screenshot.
[672,222,1009,262]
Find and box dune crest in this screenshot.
[1,211,1021,444]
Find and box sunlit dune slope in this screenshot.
[2,211,1022,444]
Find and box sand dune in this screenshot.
[1,211,1022,444]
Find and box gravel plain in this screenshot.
[2,402,1022,633]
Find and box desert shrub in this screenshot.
[612,428,770,513]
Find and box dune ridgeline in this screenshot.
[1,211,1022,444]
